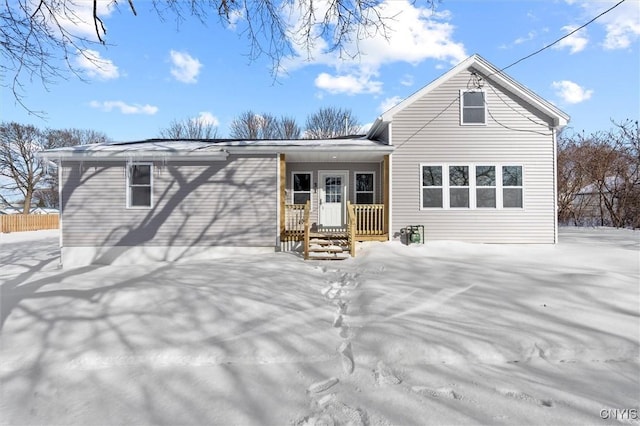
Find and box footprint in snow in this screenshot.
[498,389,554,407]
[411,386,463,400]
[374,361,401,385]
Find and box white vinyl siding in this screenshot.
[61,156,278,247]
[391,68,556,243]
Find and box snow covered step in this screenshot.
[309,245,344,253]
[308,251,350,260]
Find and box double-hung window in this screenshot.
[421,166,443,208]
[502,166,523,208]
[127,163,153,208]
[292,172,312,204]
[354,172,375,204]
[461,90,486,125]
[476,165,496,208]
[449,166,469,208]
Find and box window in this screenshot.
[420,164,523,209]
[476,165,496,208]
[461,90,486,125]
[292,172,312,204]
[354,172,375,204]
[422,166,443,208]
[449,166,469,208]
[127,163,152,208]
[502,166,523,208]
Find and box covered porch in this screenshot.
[278,151,391,259]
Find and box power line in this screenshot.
[490,0,627,76]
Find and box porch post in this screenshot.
[383,154,390,235]
[279,154,286,237]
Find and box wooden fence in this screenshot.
[1,214,59,233]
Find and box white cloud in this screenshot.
[400,74,414,87]
[378,96,403,113]
[553,25,588,54]
[194,112,220,127]
[282,0,467,94]
[314,72,382,95]
[573,1,639,50]
[37,1,115,42]
[90,101,158,115]
[75,49,119,79]
[169,50,202,84]
[552,80,593,104]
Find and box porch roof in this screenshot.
[39,137,393,162]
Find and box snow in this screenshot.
[1,227,639,425]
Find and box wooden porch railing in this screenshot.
[303,200,311,260]
[284,201,385,258]
[346,201,356,257]
[352,204,385,236]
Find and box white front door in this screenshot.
[318,171,347,229]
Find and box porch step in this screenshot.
[308,251,351,260]
[307,232,350,260]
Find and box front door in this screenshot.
[318,171,347,229]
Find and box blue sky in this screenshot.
[2,0,639,141]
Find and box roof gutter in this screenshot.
[37,150,230,162]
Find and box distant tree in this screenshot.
[230,111,301,139]
[557,120,639,228]
[304,107,361,139]
[159,117,220,139]
[0,123,108,211]
[2,0,435,111]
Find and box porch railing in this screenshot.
[303,200,311,260]
[352,204,385,236]
[346,202,356,257]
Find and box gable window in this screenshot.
[461,90,486,125]
[127,163,152,208]
[502,166,523,208]
[449,166,469,208]
[354,172,375,204]
[421,165,443,208]
[476,165,496,208]
[292,172,312,204]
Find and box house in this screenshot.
[40,54,569,268]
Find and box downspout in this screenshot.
[58,158,64,267]
[552,128,559,244]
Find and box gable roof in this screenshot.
[367,53,569,138]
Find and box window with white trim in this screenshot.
[502,165,523,208]
[354,172,375,204]
[476,165,496,208]
[449,165,469,208]
[292,172,312,204]
[421,165,443,208]
[461,90,486,125]
[127,163,152,208]
[420,164,523,209]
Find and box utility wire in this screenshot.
[489,0,627,76]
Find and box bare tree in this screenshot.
[0,123,48,213]
[2,0,435,111]
[159,117,220,139]
[304,107,361,139]
[0,123,108,211]
[277,116,301,139]
[230,111,300,139]
[557,120,639,228]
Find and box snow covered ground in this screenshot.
[1,228,638,425]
